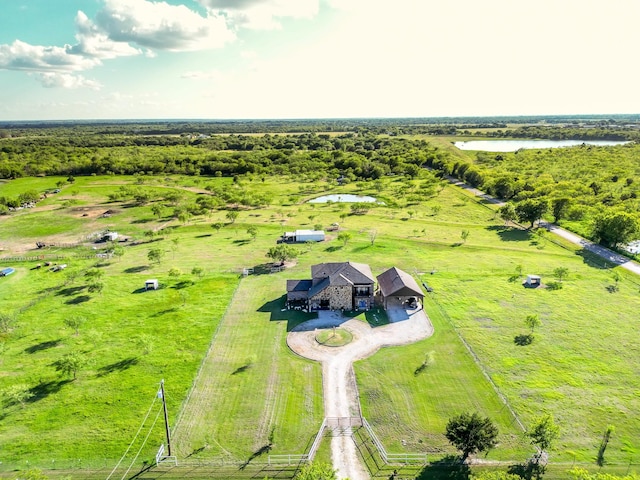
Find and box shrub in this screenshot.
[546,281,563,290]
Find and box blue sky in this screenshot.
[1,0,639,120]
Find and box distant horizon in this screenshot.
[2,112,640,125]
[2,1,640,121]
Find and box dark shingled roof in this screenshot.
[311,262,374,285]
[376,267,424,298]
[287,279,312,292]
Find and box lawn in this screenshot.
[0,173,639,478]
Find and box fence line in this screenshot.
[171,279,243,443]
[267,416,428,466]
[267,454,308,465]
[427,292,526,432]
[360,417,428,465]
[306,417,327,460]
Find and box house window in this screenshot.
[355,286,370,296]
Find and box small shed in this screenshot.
[523,275,541,288]
[145,279,159,290]
[281,230,325,243]
[0,267,15,277]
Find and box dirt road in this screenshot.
[287,306,434,480]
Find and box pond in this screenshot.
[308,194,380,203]
[454,139,629,152]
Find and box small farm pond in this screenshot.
[308,194,379,203]
[454,139,629,152]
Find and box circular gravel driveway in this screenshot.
[287,306,434,480]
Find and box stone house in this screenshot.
[286,261,375,311]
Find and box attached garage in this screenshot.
[376,267,424,310]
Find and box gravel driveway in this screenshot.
[287,306,434,480]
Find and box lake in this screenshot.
[454,139,629,152]
[308,194,380,203]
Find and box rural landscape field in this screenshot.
[0,119,639,480]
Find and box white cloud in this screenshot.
[95,0,235,51]
[34,72,102,90]
[199,0,319,30]
[69,11,142,60]
[0,40,100,72]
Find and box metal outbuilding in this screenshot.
[0,267,15,277]
[280,230,325,243]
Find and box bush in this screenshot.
[546,281,563,290]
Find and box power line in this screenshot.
[106,389,159,480]
[120,407,163,480]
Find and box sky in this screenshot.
[1,0,640,121]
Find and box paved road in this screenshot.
[446,175,640,276]
[287,307,434,480]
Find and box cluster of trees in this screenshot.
[2,121,639,248]
[445,411,560,465]
[0,190,40,214]
[424,142,640,248]
[478,124,639,141]
[0,132,444,180]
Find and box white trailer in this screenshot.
[282,229,325,243]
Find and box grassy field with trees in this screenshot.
[0,120,639,479]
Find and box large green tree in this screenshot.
[266,244,298,264]
[515,199,548,229]
[592,210,639,248]
[445,412,499,460]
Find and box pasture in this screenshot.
[0,173,638,478]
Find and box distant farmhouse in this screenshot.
[286,262,424,312]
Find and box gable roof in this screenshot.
[376,267,424,298]
[311,262,374,285]
[287,279,313,293]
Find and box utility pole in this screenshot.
[159,379,172,457]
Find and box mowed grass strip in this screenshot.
[172,274,323,461]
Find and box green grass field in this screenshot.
[0,174,639,479]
